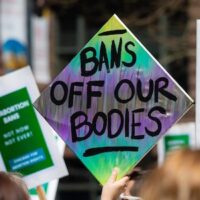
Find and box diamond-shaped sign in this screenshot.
[34,15,193,185]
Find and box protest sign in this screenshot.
[0,66,68,188]
[34,14,193,185]
[29,134,66,200]
[31,16,51,84]
[157,122,195,165]
[0,0,28,70]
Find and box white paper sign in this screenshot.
[157,122,195,165]
[0,0,28,69]
[0,66,68,189]
[31,16,51,84]
[30,135,66,200]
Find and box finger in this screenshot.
[116,176,130,188]
[107,167,119,183]
[124,180,135,196]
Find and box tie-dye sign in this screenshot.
[34,15,193,185]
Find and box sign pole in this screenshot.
[36,186,47,200]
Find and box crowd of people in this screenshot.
[1,148,200,200]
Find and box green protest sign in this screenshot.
[164,134,189,153]
[29,134,66,200]
[0,87,53,175]
[157,122,195,164]
[0,66,68,189]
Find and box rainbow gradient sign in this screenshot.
[34,15,193,184]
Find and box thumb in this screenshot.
[107,168,119,183]
[115,176,129,188]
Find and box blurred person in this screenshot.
[0,171,30,200]
[140,148,200,200]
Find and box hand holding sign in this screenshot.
[101,168,129,200]
[34,15,193,184]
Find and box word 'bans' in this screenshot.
[80,38,136,76]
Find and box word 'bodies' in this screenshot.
[34,15,193,185]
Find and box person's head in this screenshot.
[139,148,200,200]
[0,171,30,200]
